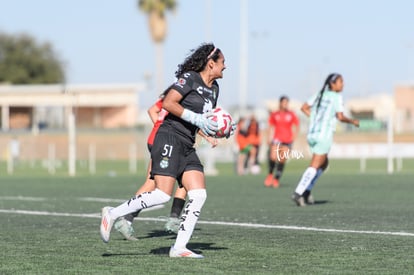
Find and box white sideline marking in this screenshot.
[197,221,414,237]
[0,206,163,217]
[0,209,413,237]
[0,209,100,218]
[0,196,161,207]
[78,197,126,203]
[0,196,46,201]
[0,196,127,203]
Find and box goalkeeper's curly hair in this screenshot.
[175,43,222,77]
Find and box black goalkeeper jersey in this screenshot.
[160,71,219,145]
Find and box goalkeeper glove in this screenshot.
[181,109,218,136]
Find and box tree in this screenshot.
[0,32,65,84]
[138,0,176,93]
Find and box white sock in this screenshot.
[174,189,207,249]
[294,167,317,195]
[307,168,324,191]
[109,188,170,219]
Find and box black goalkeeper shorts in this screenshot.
[150,129,203,186]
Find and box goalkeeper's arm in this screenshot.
[181,109,217,136]
[162,89,218,135]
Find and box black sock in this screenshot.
[268,159,276,175]
[275,163,285,179]
[170,198,186,218]
[124,210,141,223]
[303,190,311,200]
[254,145,260,165]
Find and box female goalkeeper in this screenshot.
[100,43,234,258]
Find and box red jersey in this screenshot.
[147,99,169,145]
[268,110,299,143]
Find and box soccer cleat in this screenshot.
[264,174,273,187]
[114,217,138,241]
[303,190,315,205]
[291,193,306,207]
[164,217,181,234]
[272,178,279,188]
[100,206,115,243]
[305,194,315,205]
[169,246,204,259]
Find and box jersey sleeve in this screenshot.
[334,94,344,113]
[171,72,195,97]
[155,98,163,109]
[306,93,319,106]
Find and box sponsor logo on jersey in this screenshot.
[196,86,213,95]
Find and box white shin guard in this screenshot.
[295,167,317,195]
[110,188,171,219]
[174,189,207,249]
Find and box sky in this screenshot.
[2,0,414,110]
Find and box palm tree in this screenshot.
[138,0,176,94]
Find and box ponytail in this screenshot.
[316,73,341,112]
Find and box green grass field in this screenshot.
[1,159,413,274]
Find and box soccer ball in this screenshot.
[209,107,233,138]
[250,165,261,175]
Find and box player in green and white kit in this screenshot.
[292,73,359,206]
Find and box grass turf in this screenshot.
[0,159,413,274]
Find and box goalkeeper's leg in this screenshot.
[165,187,187,233]
[170,170,206,258]
[100,176,173,243]
[114,161,156,240]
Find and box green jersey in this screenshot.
[307,90,344,140]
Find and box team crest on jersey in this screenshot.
[160,157,169,169]
[202,99,213,113]
[175,78,186,88]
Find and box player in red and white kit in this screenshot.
[265,96,300,188]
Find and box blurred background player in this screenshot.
[265,96,299,188]
[292,73,359,206]
[246,115,261,174]
[235,117,257,175]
